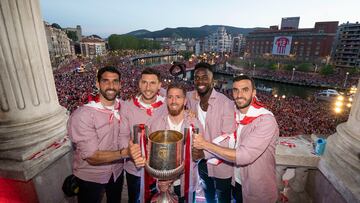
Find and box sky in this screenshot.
[40,0,360,38]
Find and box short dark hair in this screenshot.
[167,83,187,97]
[141,68,161,81]
[194,62,213,73]
[233,75,256,90]
[97,66,121,82]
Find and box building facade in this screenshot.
[196,27,232,55]
[333,22,360,69]
[232,34,246,56]
[245,20,339,64]
[44,22,72,68]
[281,17,300,30]
[80,36,106,58]
[64,25,82,42]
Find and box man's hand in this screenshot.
[192,148,205,161]
[192,133,207,161]
[129,139,146,168]
[193,133,207,150]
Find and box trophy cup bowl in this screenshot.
[145,130,184,203]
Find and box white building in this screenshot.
[232,34,246,56]
[203,27,232,54]
[333,22,360,69]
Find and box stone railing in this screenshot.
[275,135,320,202]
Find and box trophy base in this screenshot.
[151,191,178,203]
[150,180,178,203]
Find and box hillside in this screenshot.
[127,25,255,39]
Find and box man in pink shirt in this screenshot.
[187,62,236,203]
[68,66,129,203]
[120,68,166,202]
[193,75,279,203]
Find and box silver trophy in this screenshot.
[133,125,184,203]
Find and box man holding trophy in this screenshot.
[129,83,204,203]
[120,68,166,202]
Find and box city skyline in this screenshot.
[40,0,360,38]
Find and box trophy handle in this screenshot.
[184,127,199,144]
[133,124,149,144]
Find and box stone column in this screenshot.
[319,79,360,203]
[0,0,70,181]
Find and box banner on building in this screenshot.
[272,36,292,55]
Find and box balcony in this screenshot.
[275,131,357,203]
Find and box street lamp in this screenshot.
[343,72,349,88]
[253,64,256,76]
[291,68,296,80]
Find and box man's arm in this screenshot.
[193,133,236,162]
[235,115,278,166]
[68,108,129,166]
[86,148,129,165]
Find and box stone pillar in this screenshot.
[319,79,360,203]
[0,0,70,181]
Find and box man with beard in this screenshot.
[193,75,279,203]
[186,62,236,203]
[120,68,166,202]
[129,83,204,203]
[68,66,129,203]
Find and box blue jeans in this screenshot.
[198,159,232,203]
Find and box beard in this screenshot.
[235,96,252,110]
[167,104,184,116]
[99,88,118,101]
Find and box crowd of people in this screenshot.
[215,64,358,89]
[54,53,351,137]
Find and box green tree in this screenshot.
[297,63,312,72]
[108,34,160,50]
[266,62,277,70]
[66,30,78,41]
[179,50,192,60]
[284,64,295,71]
[51,23,62,29]
[320,65,335,75]
[349,67,360,75]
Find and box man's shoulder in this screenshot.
[186,91,197,100]
[71,106,93,117]
[69,106,95,124]
[212,90,232,102]
[121,98,138,113]
[122,98,134,107]
[255,113,277,126]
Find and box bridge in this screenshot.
[130,51,178,62]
